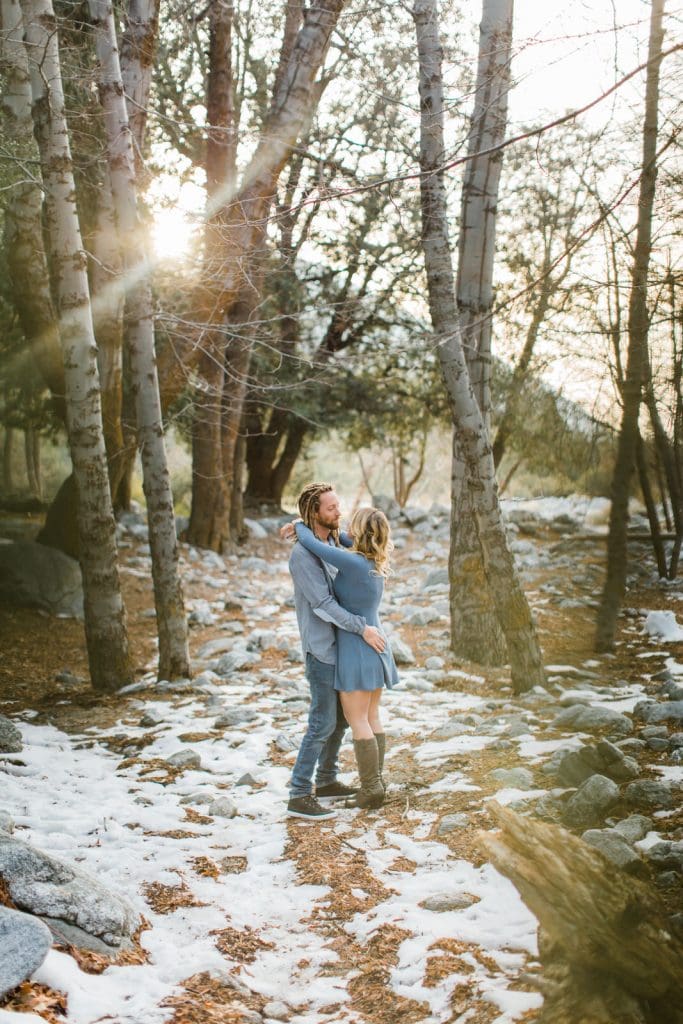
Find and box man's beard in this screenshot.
[316,514,340,531]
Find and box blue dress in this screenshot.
[294,523,399,692]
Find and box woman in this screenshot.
[294,507,398,809]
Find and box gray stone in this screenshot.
[420,892,478,912]
[139,708,164,728]
[246,629,278,651]
[613,815,653,844]
[645,842,683,873]
[390,637,415,665]
[488,767,535,790]
[424,568,449,588]
[236,772,259,787]
[167,749,202,770]
[637,701,683,725]
[274,733,298,753]
[425,656,445,671]
[656,871,680,889]
[0,906,52,997]
[0,540,83,618]
[437,814,470,835]
[214,707,259,728]
[0,714,22,754]
[188,600,215,627]
[555,740,638,787]
[197,637,236,659]
[615,738,647,755]
[405,607,441,626]
[430,721,471,740]
[243,518,268,540]
[552,704,633,736]
[0,836,138,946]
[42,916,133,955]
[624,779,675,811]
[262,1000,290,1021]
[669,732,683,749]
[581,830,643,872]
[562,774,620,829]
[372,494,401,520]
[208,797,238,819]
[215,650,260,676]
[647,737,670,752]
[640,725,669,739]
[0,810,15,834]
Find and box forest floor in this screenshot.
[0,497,682,1024]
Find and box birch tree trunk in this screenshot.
[20,0,132,691]
[595,0,665,650]
[187,0,344,550]
[119,0,160,175]
[413,0,544,692]
[0,0,63,408]
[89,0,190,680]
[449,0,514,666]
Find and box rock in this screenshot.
[424,567,449,588]
[246,629,278,652]
[488,767,535,790]
[0,715,22,754]
[0,906,53,998]
[139,708,164,728]
[197,637,236,660]
[0,836,138,946]
[405,607,440,626]
[214,707,259,728]
[425,656,445,671]
[236,772,258,787]
[430,721,471,740]
[624,779,675,811]
[613,814,653,844]
[188,600,215,627]
[42,916,133,955]
[555,740,639,787]
[562,774,620,829]
[581,830,643,872]
[372,494,401,520]
[208,797,238,819]
[670,732,683,749]
[215,650,260,676]
[437,813,469,835]
[389,637,415,665]
[0,540,84,618]
[0,810,15,834]
[637,700,683,725]
[262,1000,289,1020]
[644,842,683,873]
[274,733,298,753]
[243,518,268,539]
[167,749,202,770]
[420,892,478,912]
[285,646,304,663]
[552,704,633,736]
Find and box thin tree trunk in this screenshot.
[188,0,344,549]
[1,0,64,411]
[89,0,190,680]
[595,0,665,650]
[3,428,14,493]
[448,0,514,666]
[21,0,132,692]
[119,0,160,176]
[24,427,38,495]
[413,0,544,692]
[636,432,666,578]
[31,427,41,499]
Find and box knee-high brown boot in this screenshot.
[374,732,386,794]
[347,737,384,809]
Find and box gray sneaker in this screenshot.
[287,794,336,819]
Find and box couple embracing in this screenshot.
[283,482,399,820]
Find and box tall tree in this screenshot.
[413,0,544,692]
[20,0,132,690]
[595,0,666,650]
[88,0,190,681]
[451,0,514,665]
[186,0,346,551]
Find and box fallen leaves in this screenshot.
[0,981,67,1023]
[210,925,275,964]
[143,879,207,914]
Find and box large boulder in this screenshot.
[0,715,22,754]
[555,739,639,787]
[0,906,52,998]
[0,541,83,618]
[562,774,620,829]
[552,704,632,736]
[0,835,138,947]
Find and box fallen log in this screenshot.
[480,802,683,1024]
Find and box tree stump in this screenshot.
[480,802,683,1024]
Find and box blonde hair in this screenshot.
[349,507,393,577]
[297,481,339,544]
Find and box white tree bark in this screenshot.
[20,0,132,691]
[413,0,544,692]
[449,0,514,666]
[88,0,190,680]
[119,0,160,175]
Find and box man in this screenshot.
[284,481,385,820]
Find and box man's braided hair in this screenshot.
[297,481,339,544]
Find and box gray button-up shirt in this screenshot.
[289,538,366,665]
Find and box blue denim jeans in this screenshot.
[289,654,347,798]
